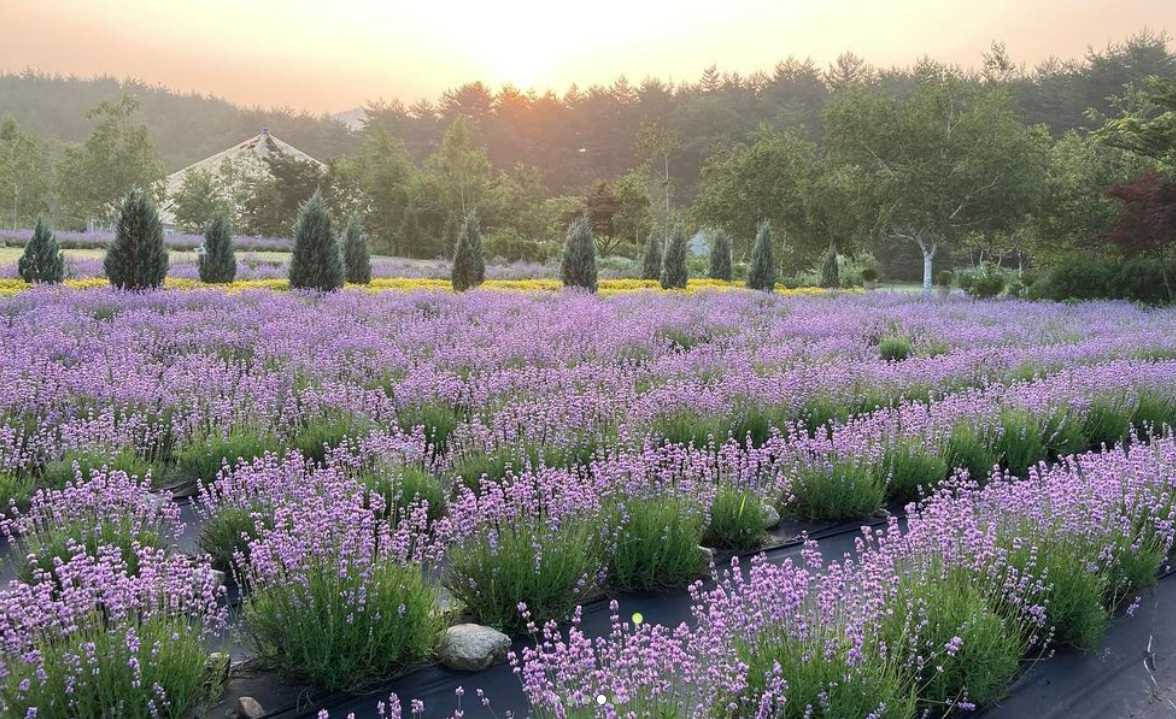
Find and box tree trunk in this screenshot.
[914,234,936,295]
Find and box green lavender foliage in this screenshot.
[746,220,775,291]
[451,210,485,291]
[659,224,689,289]
[197,213,236,283]
[288,190,343,291]
[17,218,64,284]
[708,229,733,281]
[105,188,168,290]
[561,215,598,292]
[343,213,372,284]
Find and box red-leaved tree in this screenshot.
[1105,171,1176,300]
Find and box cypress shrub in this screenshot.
[288,190,343,292]
[708,229,733,281]
[343,213,372,285]
[640,236,662,280]
[197,213,236,284]
[746,220,775,292]
[105,188,168,291]
[450,210,485,291]
[560,215,597,292]
[17,218,64,284]
[660,224,689,289]
[819,246,840,288]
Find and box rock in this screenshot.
[211,569,227,588]
[234,696,266,719]
[698,545,715,565]
[204,651,230,687]
[761,504,781,530]
[438,623,511,672]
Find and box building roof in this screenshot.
[160,129,325,226]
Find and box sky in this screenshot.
[1,0,1173,113]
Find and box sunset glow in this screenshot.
[2,0,1173,111]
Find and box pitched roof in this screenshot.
[160,130,325,226]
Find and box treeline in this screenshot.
[1,31,1174,284]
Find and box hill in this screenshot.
[0,71,358,170]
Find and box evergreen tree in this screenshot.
[105,187,168,290]
[560,215,598,292]
[197,213,236,284]
[708,229,733,281]
[660,224,689,289]
[451,210,485,291]
[640,236,662,280]
[288,190,343,292]
[746,220,776,292]
[819,246,840,288]
[17,218,64,284]
[343,213,372,284]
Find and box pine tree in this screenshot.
[819,246,840,288]
[640,236,662,280]
[17,218,64,284]
[708,229,733,281]
[198,213,236,284]
[560,215,597,292]
[288,190,343,292]
[746,220,776,292]
[451,210,485,291]
[105,187,168,290]
[343,213,372,284]
[660,224,689,289]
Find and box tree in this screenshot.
[746,221,776,291]
[641,236,662,280]
[17,218,64,284]
[708,229,733,281]
[330,127,415,255]
[198,213,236,284]
[343,213,372,284]
[0,117,52,229]
[428,117,491,219]
[451,210,485,291]
[1105,171,1176,300]
[691,127,818,257]
[1093,75,1176,171]
[660,224,689,289]
[612,169,653,250]
[561,215,597,292]
[105,187,168,290]
[637,121,679,245]
[241,153,324,237]
[826,76,1047,292]
[171,168,231,233]
[58,95,164,228]
[584,180,624,255]
[818,247,840,288]
[288,190,343,291]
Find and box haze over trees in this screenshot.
[1,30,1174,282]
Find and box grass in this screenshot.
[444,516,604,633]
[607,495,707,591]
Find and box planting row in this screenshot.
[2,289,1174,509]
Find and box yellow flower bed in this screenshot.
[0,276,841,296]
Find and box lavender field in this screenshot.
[2,287,1176,719]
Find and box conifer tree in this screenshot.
[560,215,597,292]
[343,213,372,284]
[746,220,776,292]
[640,236,662,280]
[198,212,236,284]
[105,187,168,290]
[451,210,485,291]
[708,229,733,281]
[819,245,840,288]
[660,224,689,289]
[17,218,64,284]
[288,190,343,291]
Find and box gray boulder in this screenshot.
[438,623,511,671]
